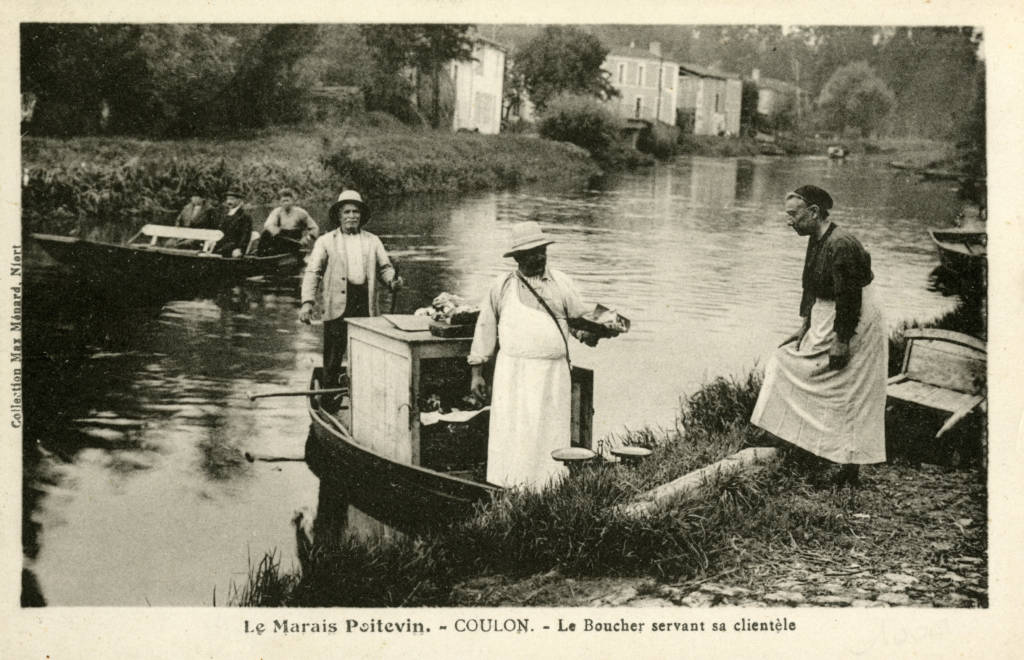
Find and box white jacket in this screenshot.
[300,229,395,321]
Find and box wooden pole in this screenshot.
[247,387,348,401]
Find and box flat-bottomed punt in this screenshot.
[927,227,986,277]
[303,316,595,530]
[31,224,302,303]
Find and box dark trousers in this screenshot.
[323,282,369,388]
[256,228,304,256]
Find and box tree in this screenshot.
[358,25,474,127]
[816,61,895,137]
[515,26,617,112]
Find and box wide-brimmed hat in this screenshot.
[503,221,555,258]
[328,189,371,226]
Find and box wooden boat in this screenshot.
[304,368,501,526]
[928,227,986,277]
[31,224,302,301]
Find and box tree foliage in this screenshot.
[515,26,617,112]
[816,61,895,137]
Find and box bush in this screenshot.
[537,94,620,158]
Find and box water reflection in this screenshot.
[24,155,965,604]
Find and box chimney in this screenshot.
[649,41,662,57]
[751,68,761,82]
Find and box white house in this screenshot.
[449,36,507,134]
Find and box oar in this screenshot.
[247,387,348,401]
[244,451,305,463]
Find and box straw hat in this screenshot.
[503,221,554,258]
[328,189,371,226]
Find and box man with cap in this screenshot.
[213,189,254,258]
[468,221,604,490]
[299,189,400,391]
[750,184,887,486]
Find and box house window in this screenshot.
[638,65,645,86]
[635,96,643,118]
[618,63,625,84]
[474,53,484,75]
[664,66,673,89]
[714,92,721,113]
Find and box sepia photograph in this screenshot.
[5,3,1022,657]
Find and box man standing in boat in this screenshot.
[213,189,254,258]
[468,221,601,490]
[299,189,400,391]
[750,185,887,486]
[256,187,319,256]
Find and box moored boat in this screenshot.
[30,224,302,302]
[927,227,986,277]
[303,316,597,529]
[305,368,501,526]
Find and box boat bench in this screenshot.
[134,224,224,253]
[886,329,986,441]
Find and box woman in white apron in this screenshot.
[751,185,887,485]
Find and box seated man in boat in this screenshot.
[467,221,603,490]
[175,194,216,229]
[213,189,254,258]
[255,188,319,256]
[750,184,887,486]
[299,189,401,393]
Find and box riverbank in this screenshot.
[231,295,985,608]
[21,120,600,234]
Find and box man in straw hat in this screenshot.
[300,189,400,391]
[750,184,887,486]
[213,189,254,257]
[468,221,606,490]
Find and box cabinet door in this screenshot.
[349,329,414,464]
[570,366,594,450]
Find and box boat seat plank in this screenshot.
[887,380,978,413]
[140,224,224,242]
[887,329,986,439]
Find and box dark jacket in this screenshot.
[214,207,253,256]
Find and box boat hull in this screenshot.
[30,233,302,302]
[928,228,986,278]
[305,370,500,528]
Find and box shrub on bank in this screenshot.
[536,94,650,170]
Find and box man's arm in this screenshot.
[372,235,396,287]
[263,208,281,234]
[302,209,319,237]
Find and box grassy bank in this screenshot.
[231,293,985,608]
[21,120,600,234]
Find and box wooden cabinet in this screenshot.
[347,315,594,468]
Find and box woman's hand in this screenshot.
[828,339,851,370]
[779,317,810,348]
[298,302,314,324]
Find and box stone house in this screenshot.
[677,63,742,136]
[602,42,679,126]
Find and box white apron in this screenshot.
[750,284,887,464]
[486,288,571,489]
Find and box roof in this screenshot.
[754,76,803,94]
[471,34,509,53]
[677,62,740,81]
[607,46,676,64]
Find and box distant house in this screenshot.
[601,42,679,126]
[750,68,805,123]
[449,36,507,134]
[677,63,742,136]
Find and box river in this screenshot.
[22,154,964,605]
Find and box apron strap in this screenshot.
[515,272,572,374]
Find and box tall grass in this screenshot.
[231,368,772,607]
